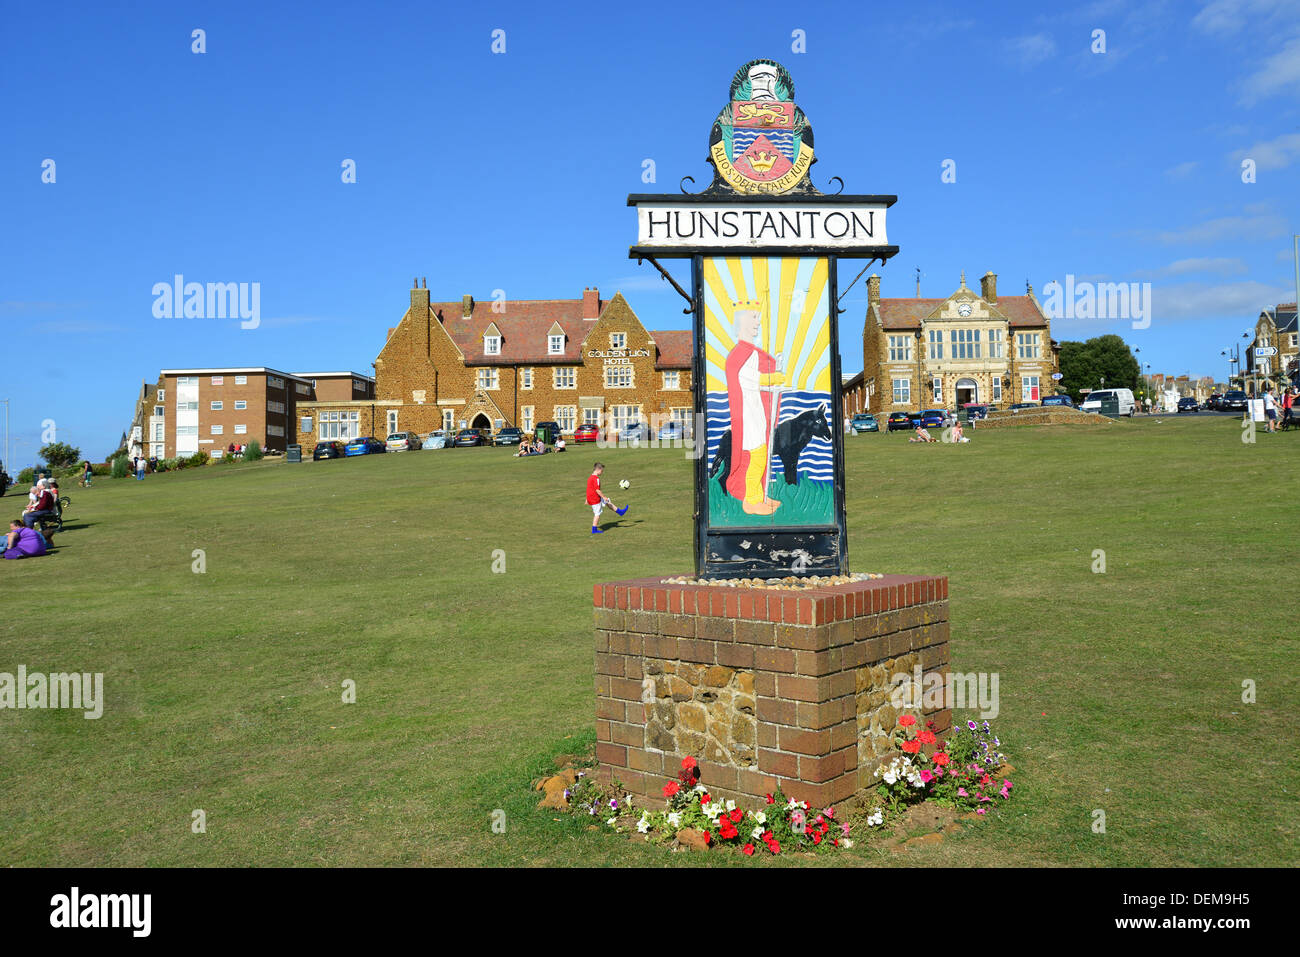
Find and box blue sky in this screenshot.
[2,0,1298,470]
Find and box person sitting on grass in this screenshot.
[952,421,969,443]
[555,436,566,452]
[2,519,48,559]
[908,425,936,443]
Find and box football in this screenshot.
[619,479,630,489]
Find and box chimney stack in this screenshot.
[462,294,474,319]
[981,271,997,304]
[867,274,881,306]
[411,285,429,312]
[583,286,601,320]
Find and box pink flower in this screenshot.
[841,822,851,837]
[976,807,987,815]
[919,769,934,783]
[957,788,968,797]
[980,795,992,802]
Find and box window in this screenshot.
[234,424,247,434]
[295,382,310,395]
[153,424,164,441]
[301,417,312,434]
[352,379,365,392]
[210,400,223,411]
[1017,333,1041,359]
[177,376,198,386]
[932,377,943,403]
[988,332,1004,359]
[670,407,692,426]
[179,401,199,412]
[442,410,455,432]
[235,375,247,385]
[1291,334,1298,348]
[211,425,224,435]
[521,406,534,431]
[211,375,224,386]
[950,329,981,359]
[605,365,633,388]
[888,335,912,362]
[154,405,164,416]
[267,400,285,414]
[484,335,501,355]
[477,368,499,390]
[663,371,680,390]
[387,410,398,435]
[267,376,285,390]
[892,378,911,404]
[554,406,577,432]
[157,389,165,401]
[521,368,533,390]
[234,400,247,410]
[610,333,626,349]
[1022,376,1040,401]
[267,425,284,437]
[582,407,602,425]
[554,367,576,389]
[610,405,640,431]
[992,378,1002,401]
[927,329,944,360]
[176,425,199,437]
[549,334,565,355]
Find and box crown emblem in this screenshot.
[733,298,763,311]
[748,150,777,173]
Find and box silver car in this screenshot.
[424,430,450,450]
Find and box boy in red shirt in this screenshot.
[586,462,627,534]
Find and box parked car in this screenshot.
[1221,390,1248,412]
[657,419,693,440]
[886,412,913,432]
[1080,388,1136,417]
[1009,402,1037,411]
[344,436,386,456]
[573,423,599,443]
[453,428,490,447]
[386,431,423,451]
[621,422,653,443]
[494,427,525,446]
[1041,395,1074,407]
[1177,396,1200,413]
[851,413,879,433]
[313,441,347,460]
[424,430,450,449]
[919,409,947,428]
[963,403,990,421]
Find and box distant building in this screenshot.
[847,270,1059,414]
[1248,302,1298,393]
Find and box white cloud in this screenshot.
[1241,36,1300,102]
[1192,0,1300,35]
[1151,280,1292,320]
[1152,212,1287,243]
[1163,161,1199,179]
[1233,132,1300,170]
[1135,257,1249,278]
[1006,33,1058,67]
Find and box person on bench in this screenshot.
[23,482,56,528]
[3,519,48,559]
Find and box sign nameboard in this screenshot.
[629,59,898,579]
[1255,346,1278,357]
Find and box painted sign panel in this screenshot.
[708,61,814,194]
[636,203,888,250]
[702,256,834,529]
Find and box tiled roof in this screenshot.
[426,294,693,369]
[875,295,1049,329]
[1266,303,1298,334]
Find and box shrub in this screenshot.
[17,467,35,486]
[243,440,263,461]
[110,456,129,479]
[91,463,111,476]
[155,458,177,472]
[187,451,210,467]
[39,442,82,468]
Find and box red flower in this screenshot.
[768,840,781,854]
[811,831,822,845]
[765,794,774,804]
[901,739,921,754]
[917,730,936,745]
[898,714,917,727]
[719,820,738,840]
[702,830,711,845]
[729,808,743,823]
[663,781,680,797]
[701,793,711,804]
[933,752,950,767]
[980,774,992,786]
[743,843,755,856]
[682,756,697,770]
[762,830,774,843]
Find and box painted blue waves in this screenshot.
[704,390,834,482]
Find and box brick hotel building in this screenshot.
[294,283,694,445]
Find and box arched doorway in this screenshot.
[471,413,491,430]
[955,377,979,407]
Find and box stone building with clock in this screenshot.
[293,282,694,446]
[846,270,1060,415]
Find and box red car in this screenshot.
[573,423,599,443]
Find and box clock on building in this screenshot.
[957,303,973,317]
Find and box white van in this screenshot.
[1080,388,1136,417]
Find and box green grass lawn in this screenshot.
[1,417,1296,867]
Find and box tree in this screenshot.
[40,442,82,468]
[1058,335,1141,401]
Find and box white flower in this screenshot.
[725,799,736,812]
[866,810,884,827]
[841,839,855,849]
[636,813,651,833]
[667,812,682,828]
[606,817,617,826]
[754,811,766,825]
[882,770,898,785]
[752,825,765,840]
[694,784,707,794]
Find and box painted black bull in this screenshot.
[709,403,832,488]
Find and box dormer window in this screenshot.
[549,334,564,355]
[611,333,626,349]
[484,335,501,355]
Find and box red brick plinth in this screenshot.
[593,574,950,809]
